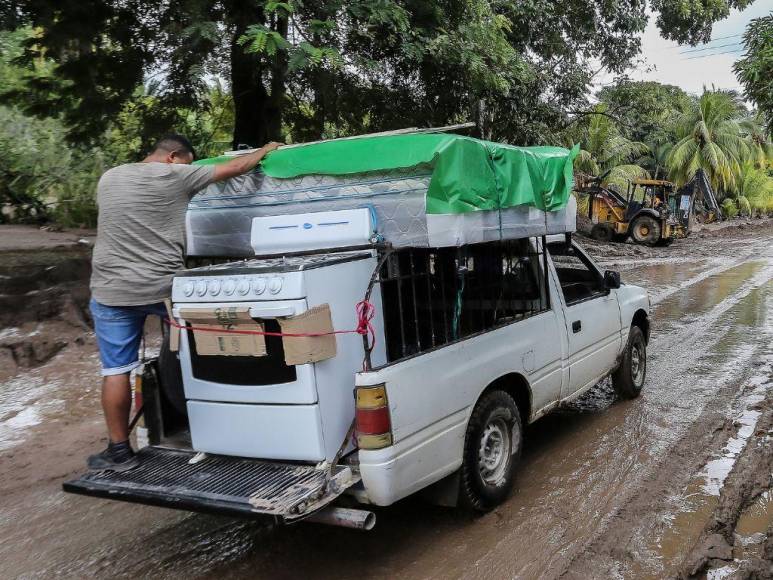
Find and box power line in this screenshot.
[655,33,743,51]
[679,41,743,54]
[682,49,744,61]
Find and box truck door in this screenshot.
[547,241,622,398]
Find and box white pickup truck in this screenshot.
[65,234,650,529]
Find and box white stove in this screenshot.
[171,248,386,463]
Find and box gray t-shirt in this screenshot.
[90,162,216,306]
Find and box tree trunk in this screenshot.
[265,14,288,141]
[227,3,268,149]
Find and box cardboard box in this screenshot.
[178,307,266,357]
[278,304,337,365]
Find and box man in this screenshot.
[88,134,280,471]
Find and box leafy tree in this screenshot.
[596,80,693,144]
[734,14,772,133]
[667,89,752,193]
[1,0,761,149]
[652,0,756,44]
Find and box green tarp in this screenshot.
[195,134,578,214]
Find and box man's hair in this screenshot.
[151,134,196,159]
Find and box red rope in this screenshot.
[165,300,376,348]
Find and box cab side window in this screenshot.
[547,242,606,305]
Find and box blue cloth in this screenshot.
[90,298,167,376]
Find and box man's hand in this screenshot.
[262,142,282,154]
[212,141,284,182]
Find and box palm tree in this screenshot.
[637,140,673,180]
[738,111,773,169]
[570,104,650,191]
[667,89,751,194]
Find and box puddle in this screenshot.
[736,489,773,536]
[732,487,773,562]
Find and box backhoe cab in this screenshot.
[581,175,686,246]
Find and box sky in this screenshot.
[599,1,772,95]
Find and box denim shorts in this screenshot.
[90,298,168,376]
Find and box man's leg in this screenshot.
[102,373,132,443]
[88,298,147,471]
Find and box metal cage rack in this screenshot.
[377,237,550,363]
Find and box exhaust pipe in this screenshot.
[304,507,376,531]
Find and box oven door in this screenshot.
[174,299,317,404]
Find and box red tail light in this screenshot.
[355,383,392,449]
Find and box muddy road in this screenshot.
[1,223,772,579]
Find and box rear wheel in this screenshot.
[630,216,661,246]
[591,223,614,242]
[612,325,646,399]
[459,390,522,511]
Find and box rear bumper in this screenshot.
[358,409,467,506]
[63,447,356,523]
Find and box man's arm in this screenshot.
[212,142,282,182]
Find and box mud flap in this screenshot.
[62,447,358,523]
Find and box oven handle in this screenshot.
[247,305,298,319]
[172,305,300,319]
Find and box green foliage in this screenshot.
[734,15,773,134]
[597,81,693,144]
[736,195,751,216]
[651,0,756,44]
[567,104,650,188]
[0,106,101,226]
[736,162,773,215]
[667,90,752,193]
[721,198,739,218]
[1,2,770,227]
[239,24,292,57]
[5,0,748,149]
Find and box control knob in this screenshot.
[237,279,251,295]
[223,279,236,295]
[269,277,283,295]
[253,278,267,295]
[195,281,207,297]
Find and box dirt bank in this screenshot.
[0,222,771,579]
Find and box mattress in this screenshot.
[186,168,576,257]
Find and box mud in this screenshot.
[0,222,772,579]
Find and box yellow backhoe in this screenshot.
[579,176,690,246]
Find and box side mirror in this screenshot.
[604,270,621,289]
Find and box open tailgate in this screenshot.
[63,447,358,523]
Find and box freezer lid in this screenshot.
[62,447,358,523]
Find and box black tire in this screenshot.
[158,333,188,416]
[630,216,661,246]
[612,325,646,399]
[591,223,614,242]
[459,390,523,511]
